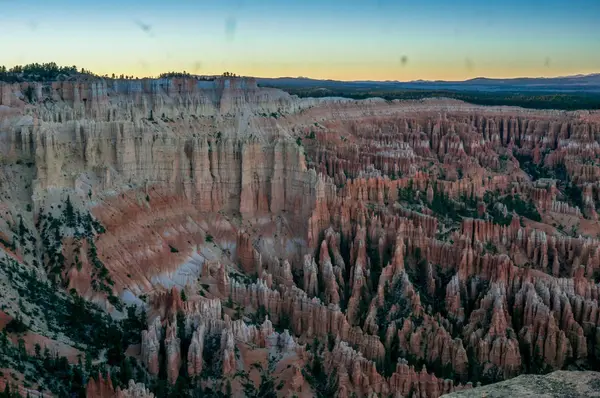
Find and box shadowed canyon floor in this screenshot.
[0,76,600,397]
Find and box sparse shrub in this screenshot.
[4,315,28,334]
[24,86,34,102]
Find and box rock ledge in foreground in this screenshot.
[442,371,600,398]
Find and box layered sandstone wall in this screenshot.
[0,77,322,222]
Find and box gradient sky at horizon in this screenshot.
[1,0,599,81]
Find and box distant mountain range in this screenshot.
[257,73,600,93]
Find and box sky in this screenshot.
[0,0,599,81]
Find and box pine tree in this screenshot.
[2,384,11,398]
[64,196,76,228]
[85,351,92,371]
[0,331,8,351]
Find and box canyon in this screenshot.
[0,75,599,397]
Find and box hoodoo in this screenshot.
[1,73,600,397]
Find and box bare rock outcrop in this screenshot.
[442,371,600,397]
[116,380,155,398]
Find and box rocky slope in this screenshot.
[441,370,600,397]
[0,75,600,397]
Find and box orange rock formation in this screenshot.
[1,76,600,397]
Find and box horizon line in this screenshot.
[2,62,599,83]
[256,72,600,83]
